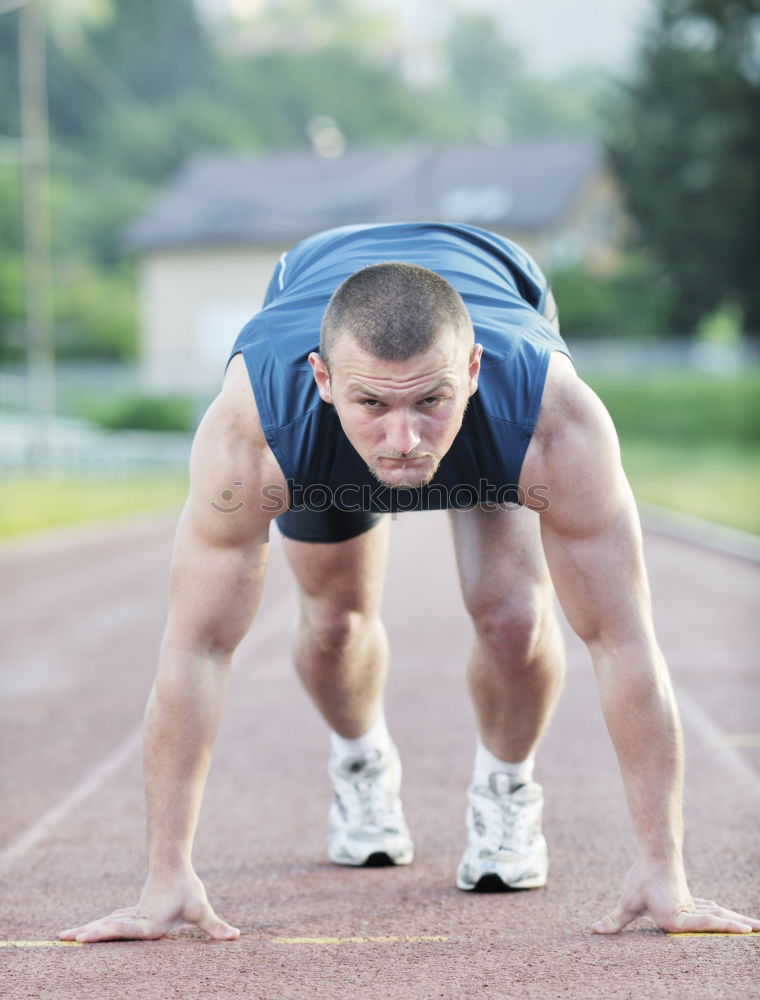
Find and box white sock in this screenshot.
[473,738,535,787]
[330,711,391,760]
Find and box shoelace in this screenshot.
[352,773,391,827]
[338,753,393,828]
[476,785,535,853]
[497,798,530,852]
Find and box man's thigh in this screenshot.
[280,511,390,613]
[448,504,553,613]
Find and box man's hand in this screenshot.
[59,870,239,943]
[592,856,760,934]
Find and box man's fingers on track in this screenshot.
[74,919,162,943]
[692,900,760,929]
[668,912,753,934]
[196,909,240,940]
[591,906,641,934]
[59,906,140,940]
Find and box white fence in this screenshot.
[0,413,192,476]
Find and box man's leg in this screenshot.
[280,515,413,866]
[281,517,390,738]
[449,503,565,890]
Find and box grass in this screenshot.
[616,440,760,535]
[586,371,760,445]
[586,369,760,535]
[0,473,188,541]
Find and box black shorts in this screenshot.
[276,507,386,544]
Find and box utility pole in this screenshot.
[18,0,55,468]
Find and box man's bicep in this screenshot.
[164,391,278,656]
[536,381,653,648]
[540,493,653,651]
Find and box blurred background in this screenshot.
[0,0,758,538]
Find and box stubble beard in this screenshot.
[367,455,440,489]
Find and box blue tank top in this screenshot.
[228,222,571,512]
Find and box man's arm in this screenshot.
[60,355,286,942]
[523,353,759,934]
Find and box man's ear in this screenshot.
[308,352,334,404]
[468,343,483,396]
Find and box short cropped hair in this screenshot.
[320,261,474,370]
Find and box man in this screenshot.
[61,222,758,942]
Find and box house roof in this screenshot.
[125,136,603,251]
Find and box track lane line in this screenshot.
[0,940,84,948]
[675,685,760,790]
[667,931,760,938]
[271,935,449,944]
[0,727,142,879]
[0,595,293,878]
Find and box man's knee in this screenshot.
[299,602,373,657]
[465,590,553,659]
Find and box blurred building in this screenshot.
[125,136,625,392]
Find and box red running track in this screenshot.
[0,510,758,999]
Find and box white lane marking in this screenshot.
[675,686,760,790]
[0,595,292,877]
[705,733,760,749]
[272,935,448,945]
[0,727,142,879]
[640,502,760,565]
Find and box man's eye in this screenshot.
[419,396,442,406]
[361,398,383,408]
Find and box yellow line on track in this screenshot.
[0,941,83,948]
[667,931,760,938]
[272,935,448,945]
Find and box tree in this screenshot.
[607,0,760,335]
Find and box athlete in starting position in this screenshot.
[61,223,759,942]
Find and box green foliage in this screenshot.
[0,164,24,360]
[81,392,196,432]
[53,259,137,360]
[0,11,19,137]
[49,165,152,267]
[225,46,424,148]
[550,257,674,339]
[0,0,615,365]
[442,12,602,140]
[606,0,760,334]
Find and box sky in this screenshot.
[492,0,656,78]
[201,0,658,80]
[382,0,657,79]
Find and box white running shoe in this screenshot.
[327,744,414,867]
[456,773,548,891]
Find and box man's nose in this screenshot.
[385,412,421,455]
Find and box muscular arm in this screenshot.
[61,356,286,942]
[522,354,759,934]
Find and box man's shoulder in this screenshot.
[216,354,286,486]
[521,352,616,492]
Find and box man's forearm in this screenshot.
[142,640,233,873]
[591,640,685,861]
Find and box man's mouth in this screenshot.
[370,453,438,488]
[376,452,433,464]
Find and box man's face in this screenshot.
[309,330,482,489]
